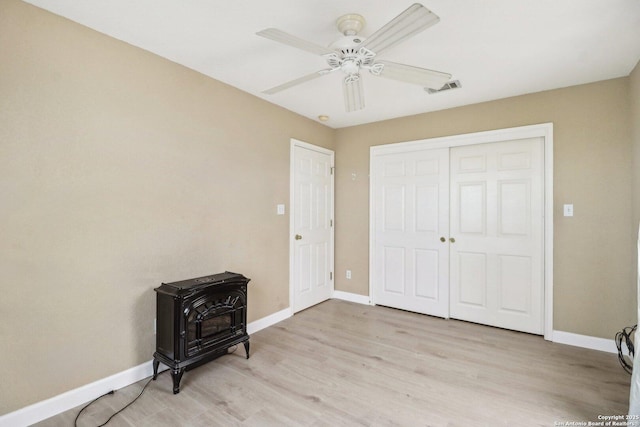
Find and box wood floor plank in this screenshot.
[33,300,631,427]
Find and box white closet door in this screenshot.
[449,137,544,334]
[372,148,450,318]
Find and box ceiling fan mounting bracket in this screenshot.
[336,13,366,36]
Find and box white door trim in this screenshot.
[289,138,335,313]
[369,123,554,340]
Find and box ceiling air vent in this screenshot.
[426,80,461,94]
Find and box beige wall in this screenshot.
[0,0,334,415]
[632,60,640,239]
[334,78,635,340]
[632,60,640,325]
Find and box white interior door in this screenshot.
[372,148,450,317]
[291,141,334,313]
[449,137,544,334]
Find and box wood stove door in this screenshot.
[185,291,246,357]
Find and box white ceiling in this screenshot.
[23,0,640,128]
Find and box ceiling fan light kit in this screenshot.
[257,3,453,112]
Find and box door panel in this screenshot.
[383,246,405,294]
[292,144,333,313]
[458,182,486,234]
[498,181,530,236]
[498,255,531,313]
[449,137,543,334]
[373,148,449,318]
[415,249,439,299]
[383,186,405,231]
[416,185,439,232]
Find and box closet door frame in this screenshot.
[369,123,554,340]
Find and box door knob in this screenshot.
[440,237,446,242]
[295,234,303,240]
[450,237,455,243]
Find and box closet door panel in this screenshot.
[449,138,544,334]
[372,148,450,318]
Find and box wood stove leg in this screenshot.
[152,359,160,380]
[172,368,185,394]
[243,340,250,359]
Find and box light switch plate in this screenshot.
[563,204,574,217]
[277,204,285,215]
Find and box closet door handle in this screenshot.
[450,237,456,243]
[440,237,446,242]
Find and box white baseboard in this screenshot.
[0,360,167,427]
[332,290,371,305]
[0,307,292,427]
[552,330,618,354]
[247,307,292,335]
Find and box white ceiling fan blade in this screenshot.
[263,69,334,95]
[373,60,451,89]
[256,28,334,56]
[343,76,364,112]
[361,3,440,55]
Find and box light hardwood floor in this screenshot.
[34,300,630,426]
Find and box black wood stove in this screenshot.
[152,271,250,394]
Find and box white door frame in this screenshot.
[369,123,554,340]
[289,138,335,313]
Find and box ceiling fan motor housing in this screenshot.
[327,36,376,76]
[328,35,364,51]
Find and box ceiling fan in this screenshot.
[256,3,452,112]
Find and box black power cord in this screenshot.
[74,371,160,427]
[73,346,239,426]
[73,390,114,427]
[616,324,637,375]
